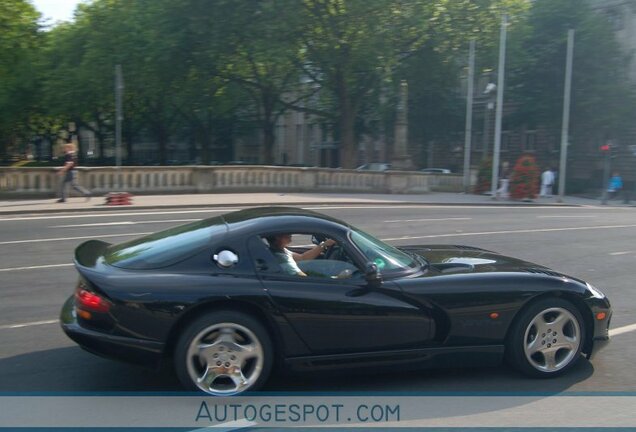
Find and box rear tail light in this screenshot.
[75,287,111,313]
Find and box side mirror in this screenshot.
[364,262,382,288]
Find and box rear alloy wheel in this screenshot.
[507,298,584,377]
[175,311,273,395]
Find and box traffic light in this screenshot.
[600,144,611,152]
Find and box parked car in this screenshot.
[61,207,611,396]
[420,168,452,174]
[356,163,391,172]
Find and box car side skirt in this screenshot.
[284,345,504,372]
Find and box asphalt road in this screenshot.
[1,204,635,393]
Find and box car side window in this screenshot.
[246,236,284,275]
[252,232,360,280]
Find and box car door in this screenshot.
[246,236,433,354]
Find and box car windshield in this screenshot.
[104,217,226,269]
[349,228,419,272]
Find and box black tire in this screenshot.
[174,310,273,395]
[506,298,585,378]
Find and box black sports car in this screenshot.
[61,207,611,395]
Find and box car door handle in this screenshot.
[255,259,268,271]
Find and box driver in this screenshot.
[266,233,335,276]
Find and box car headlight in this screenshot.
[586,283,606,299]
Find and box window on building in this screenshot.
[501,131,510,152]
[524,131,537,152]
[296,124,304,145]
[547,135,558,153]
[473,132,483,151]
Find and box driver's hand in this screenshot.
[324,239,336,248]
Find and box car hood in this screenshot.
[399,244,563,276]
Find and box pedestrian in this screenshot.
[540,167,555,197]
[495,161,510,199]
[608,172,623,200]
[57,139,91,203]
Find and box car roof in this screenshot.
[221,206,351,236]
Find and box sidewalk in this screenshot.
[1,192,634,216]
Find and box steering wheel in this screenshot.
[324,242,344,260]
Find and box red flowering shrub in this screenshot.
[473,158,492,194]
[510,154,540,200]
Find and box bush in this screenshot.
[510,154,540,200]
[474,158,492,194]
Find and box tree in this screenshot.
[296,1,427,167]
[508,0,636,143]
[214,0,309,164]
[297,0,529,168]
[0,0,42,159]
[401,0,529,168]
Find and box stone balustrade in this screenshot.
[0,166,465,197]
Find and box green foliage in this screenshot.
[2,0,633,179]
[474,157,493,194]
[0,0,43,157]
[508,0,636,141]
[510,154,540,199]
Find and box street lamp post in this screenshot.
[115,65,124,189]
[482,82,496,161]
[601,143,611,205]
[463,40,476,193]
[557,30,574,203]
[490,14,508,199]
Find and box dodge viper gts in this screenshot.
[61,207,611,395]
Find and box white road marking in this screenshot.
[51,219,198,228]
[0,204,608,223]
[0,208,237,222]
[538,215,598,219]
[9,223,636,247]
[0,232,151,245]
[304,205,569,210]
[384,217,472,223]
[609,251,634,256]
[52,221,136,228]
[189,419,257,431]
[0,263,73,272]
[380,224,636,241]
[0,320,59,330]
[609,323,636,337]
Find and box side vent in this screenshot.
[453,245,494,252]
[524,268,564,277]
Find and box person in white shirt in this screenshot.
[540,167,555,197]
[266,233,335,276]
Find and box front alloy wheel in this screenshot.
[508,298,585,377]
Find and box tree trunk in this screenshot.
[263,119,275,165]
[125,119,134,164]
[189,126,198,163]
[337,74,356,168]
[156,124,168,165]
[261,92,276,165]
[76,135,85,165]
[96,131,105,164]
[199,126,211,165]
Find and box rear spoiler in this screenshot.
[74,240,111,268]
